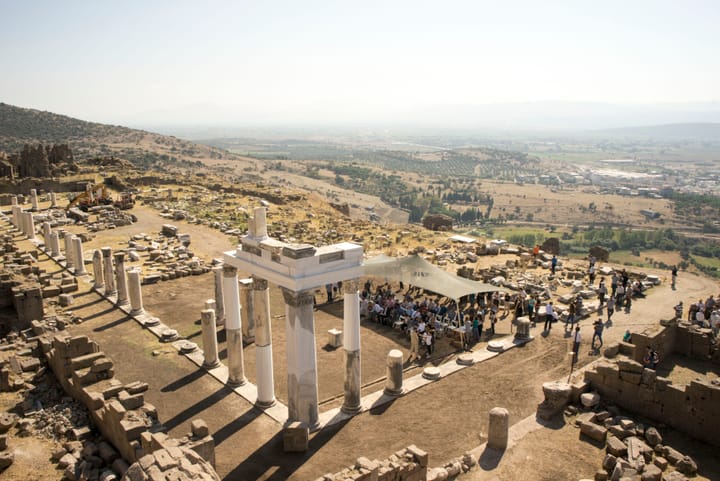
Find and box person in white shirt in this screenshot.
[710,309,720,337]
[572,326,582,366]
[544,301,556,331]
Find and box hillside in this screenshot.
[598,122,720,140]
[0,102,256,172]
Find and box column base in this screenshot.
[383,387,404,398]
[340,403,363,415]
[255,398,276,409]
[130,308,145,317]
[202,360,222,370]
[116,299,130,307]
[94,283,104,290]
[227,377,247,387]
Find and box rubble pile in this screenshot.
[569,399,699,481]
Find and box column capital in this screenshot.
[343,279,360,294]
[252,277,268,290]
[114,251,125,262]
[282,288,314,307]
[223,264,238,277]
[101,247,113,257]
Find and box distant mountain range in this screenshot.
[0,102,239,168]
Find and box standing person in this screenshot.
[472,315,480,343]
[423,330,433,357]
[611,273,618,297]
[625,290,632,314]
[592,318,604,350]
[588,264,596,285]
[566,301,576,330]
[551,255,558,274]
[408,327,420,362]
[325,283,333,303]
[527,296,536,324]
[670,266,677,291]
[533,244,540,258]
[615,283,625,311]
[571,326,582,366]
[606,296,615,323]
[597,279,607,309]
[544,301,556,331]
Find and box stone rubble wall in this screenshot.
[583,358,720,447]
[313,445,429,481]
[40,332,218,475]
[628,323,720,367]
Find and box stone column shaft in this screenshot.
[114,252,129,305]
[384,349,404,397]
[49,192,57,207]
[65,234,75,269]
[24,212,37,241]
[30,189,38,211]
[201,309,221,368]
[342,279,362,414]
[213,266,226,326]
[10,196,17,206]
[223,265,246,386]
[253,277,275,407]
[11,205,21,228]
[283,288,319,430]
[240,278,255,342]
[127,269,144,315]
[42,223,52,250]
[102,247,116,296]
[50,232,61,258]
[92,250,104,289]
[72,237,86,275]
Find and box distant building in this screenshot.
[640,209,661,220]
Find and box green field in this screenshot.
[690,254,720,269]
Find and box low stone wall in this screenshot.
[313,445,429,481]
[40,333,217,472]
[583,358,720,447]
[629,323,719,366]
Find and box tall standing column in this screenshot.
[342,279,362,414]
[42,222,52,250]
[64,234,75,270]
[50,232,61,258]
[114,252,129,306]
[11,205,21,229]
[30,189,39,211]
[240,278,255,343]
[102,247,116,296]
[201,309,221,369]
[223,265,246,386]
[72,237,86,275]
[213,266,226,326]
[283,288,320,430]
[253,277,275,407]
[127,269,145,315]
[92,250,104,289]
[24,212,37,241]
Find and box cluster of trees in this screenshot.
[668,192,720,233]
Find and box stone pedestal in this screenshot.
[327,329,343,348]
[240,278,254,342]
[201,309,221,369]
[341,279,362,414]
[50,192,57,208]
[283,288,320,430]
[213,266,225,326]
[102,247,116,296]
[11,205,21,229]
[488,407,510,450]
[114,252,129,305]
[92,250,104,289]
[283,422,309,453]
[65,234,75,270]
[223,265,246,386]
[50,232,61,258]
[10,196,17,206]
[384,349,404,397]
[127,269,144,315]
[537,381,572,420]
[72,237,86,275]
[515,316,531,340]
[42,222,51,250]
[253,277,275,407]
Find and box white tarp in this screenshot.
[363,254,503,301]
[448,234,477,244]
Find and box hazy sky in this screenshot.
[1,0,719,126]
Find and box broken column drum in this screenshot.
[114,252,129,305]
[342,279,362,414]
[253,277,275,407]
[283,288,320,430]
[50,191,57,207]
[127,269,145,316]
[384,349,404,397]
[102,247,116,296]
[24,212,37,241]
[92,250,104,289]
[488,407,510,450]
[240,278,255,343]
[72,236,86,275]
[201,309,221,369]
[222,265,246,386]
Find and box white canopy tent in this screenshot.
[362,254,505,302]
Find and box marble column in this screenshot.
[201,309,221,369]
[10,196,17,206]
[204,299,216,312]
[127,269,145,315]
[11,205,21,229]
[102,247,116,296]
[24,212,37,241]
[384,349,404,397]
[49,192,57,208]
[64,234,75,270]
[114,252,129,306]
[42,222,52,250]
[50,232,61,258]
[240,278,255,343]
[253,277,275,407]
[72,237,86,275]
[30,189,38,211]
[223,265,246,386]
[92,250,104,289]
[213,266,226,326]
[341,279,362,414]
[283,288,320,430]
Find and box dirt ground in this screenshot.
[4,201,720,481]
